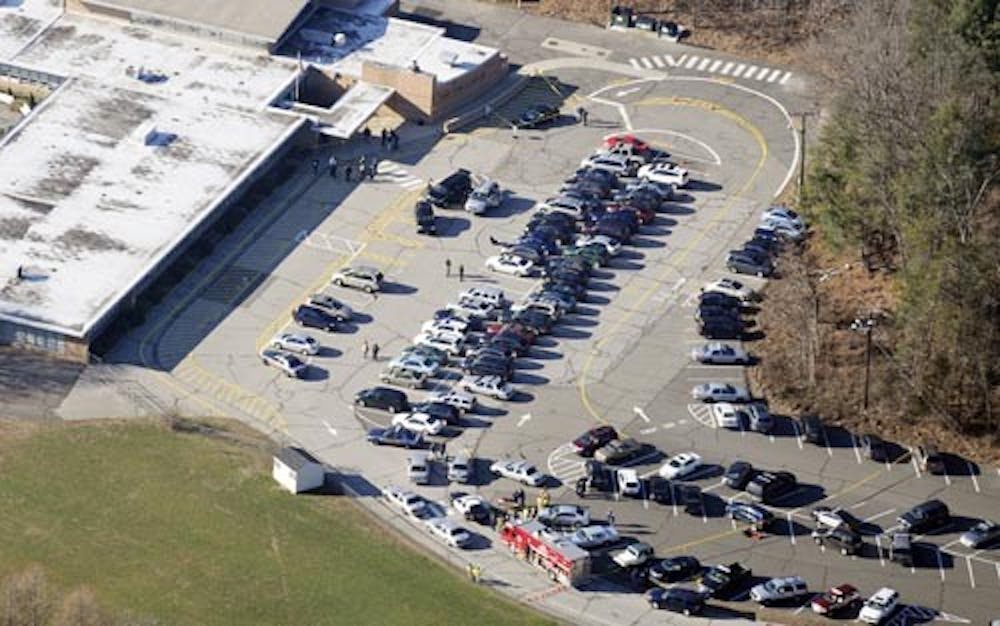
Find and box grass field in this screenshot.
[0,419,554,625]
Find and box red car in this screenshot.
[811,583,861,617]
[485,322,537,343]
[573,425,619,457]
[604,134,651,153]
[607,203,655,225]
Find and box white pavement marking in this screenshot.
[791,420,803,449]
[684,56,699,69]
[864,509,896,523]
[708,60,723,73]
[780,71,793,84]
[852,435,863,464]
[616,86,641,97]
[664,54,684,67]
[969,463,980,492]
[629,58,641,69]
[322,420,338,437]
[910,448,923,478]
[720,61,734,75]
[756,67,772,80]
[766,68,782,82]
[732,63,747,77]
[937,549,947,581]
[651,56,664,68]
[641,58,653,68]
[744,66,758,79]
[517,413,532,428]
[633,406,650,423]
[787,513,796,545]
[697,58,712,71]
[640,426,658,435]
[875,534,886,566]
[662,422,676,429]
[966,556,976,588]
[678,419,687,425]
[943,469,952,485]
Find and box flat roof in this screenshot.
[319,81,394,139]
[84,0,311,43]
[0,0,61,60]
[0,13,300,337]
[279,8,498,83]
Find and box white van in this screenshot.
[408,451,431,485]
[459,285,505,308]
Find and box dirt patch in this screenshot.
[0,347,85,421]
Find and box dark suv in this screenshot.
[414,199,436,235]
[293,305,339,332]
[798,415,825,445]
[812,526,864,556]
[428,169,472,207]
[572,425,618,457]
[747,471,797,504]
[898,499,950,533]
[354,386,409,413]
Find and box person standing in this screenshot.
[311,158,319,175]
[371,343,380,361]
[328,154,337,178]
[458,264,465,282]
[344,164,353,182]
[362,338,369,360]
[380,128,388,148]
[607,509,616,527]
[445,258,452,277]
[368,156,377,180]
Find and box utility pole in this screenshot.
[791,111,815,205]
[851,316,876,410]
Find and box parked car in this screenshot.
[594,438,646,465]
[812,526,864,556]
[727,251,773,277]
[888,532,913,566]
[859,433,890,462]
[699,317,744,340]
[260,348,307,378]
[389,353,441,377]
[413,331,465,356]
[465,179,502,215]
[646,587,705,616]
[580,153,637,177]
[698,562,752,598]
[566,524,619,548]
[811,583,861,617]
[426,387,476,413]
[759,217,806,241]
[572,425,618,457]
[459,374,515,400]
[515,103,560,129]
[750,575,809,605]
[648,556,701,585]
[414,198,436,234]
[746,403,773,434]
[293,305,340,332]
[392,412,445,436]
[638,162,689,187]
[613,541,654,568]
[724,460,755,490]
[330,265,383,293]
[367,425,422,448]
[811,506,863,532]
[407,451,431,484]
[459,285,506,308]
[712,403,744,429]
[690,342,750,364]
[379,366,428,389]
[486,254,536,277]
[702,277,756,301]
[659,452,703,479]
[692,382,750,403]
[447,455,472,484]
[310,290,354,318]
[747,471,797,504]
[617,468,642,496]
[726,502,774,528]
[798,414,825,445]
[914,443,947,474]
[382,484,427,516]
[859,587,899,624]
[427,168,472,207]
[452,493,491,523]
[489,459,547,486]
[762,205,805,228]
[269,332,319,356]
[538,505,590,529]
[354,386,409,413]
[897,499,950,533]
[960,520,1000,548]
[425,517,472,548]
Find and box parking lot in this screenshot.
[108,48,998,626]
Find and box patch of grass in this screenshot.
[0,419,554,625]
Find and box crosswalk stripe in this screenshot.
[744,65,758,79]
[780,71,792,84]
[641,57,653,68]
[665,54,684,67]
[732,63,746,77]
[629,58,641,69]
[755,67,771,80]
[708,60,723,73]
[651,56,664,68]
[697,58,712,71]
[684,55,699,69]
[400,179,425,189]
[766,68,782,82]
[720,61,734,75]
[378,162,399,172]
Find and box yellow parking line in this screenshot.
[577,98,770,424]
[659,527,744,553]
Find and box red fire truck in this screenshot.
[499,520,591,586]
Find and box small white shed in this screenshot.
[272,447,325,494]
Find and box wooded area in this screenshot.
[781,0,998,446]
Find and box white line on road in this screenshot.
[937,549,946,581]
[780,71,792,84]
[517,413,532,427]
[651,56,664,68]
[766,68,782,82]
[969,463,980,492]
[875,534,885,566]
[664,54,684,67]
[732,63,747,77]
[910,447,922,478]
[720,61,734,75]
[708,60,723,73]
[322,420,338,437]
[640,426,658,435]
[943,470,952,486]
[791,420,803,449]
[787,512,796,545]
[616,86,641,97]
[863,509,896,523]
[633,406,650,423]
[678,419,688,425]
[851,435,863,464]
[641,58,653,69]
[628,58,640,69]
[744,65,758,79]
[966,556,976,588]
[684,56,700,69]
[697,58,712,71]
[662,422,676,429]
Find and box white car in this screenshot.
[575,234,621,257]
[579,153,636,177]
[458,285,505,308]
[566,524,620,548]
[638,162,689,187]
[711,403,744,429]
[452,494,487,517]
[617,468,642,496]
[465,179,502,215]
[486,254,536,277]
[690,342,750,364]
[538,505,590,528]
[381,484,427,516]
[413,332,465,356]
[330,265,383,293]
[421,317,468,335]
[490,459,547,486]
[270,332,319,356]
[691,382,751,403]
[659,452,703,480]
[425,517,473,548]
[759,218,806,240]
[859,587,899,624]
[447,297,500,319]
[762,206,804,228]
[460,375,515,400]
[392,412,446,436]
[701,278,755,301]
[612,542,654,568]
[388,354,440,377]
[260,348,307,378]
[426,387,476,412]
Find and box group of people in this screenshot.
[309,126,401,180]
[360,339,380,361]
[444,258,465,281]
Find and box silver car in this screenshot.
[307,293,353,320]
[465,179,502,215]
[379,366,428,389]
[260,348,307,378]
[330,265,383,293]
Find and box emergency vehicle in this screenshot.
[499,520,591,586]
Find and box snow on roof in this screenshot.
[0,13,300,336]
[0,0,61,61]
[320,80,394,138]
[278,8,497,83]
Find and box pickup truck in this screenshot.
[612,542,654,568]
